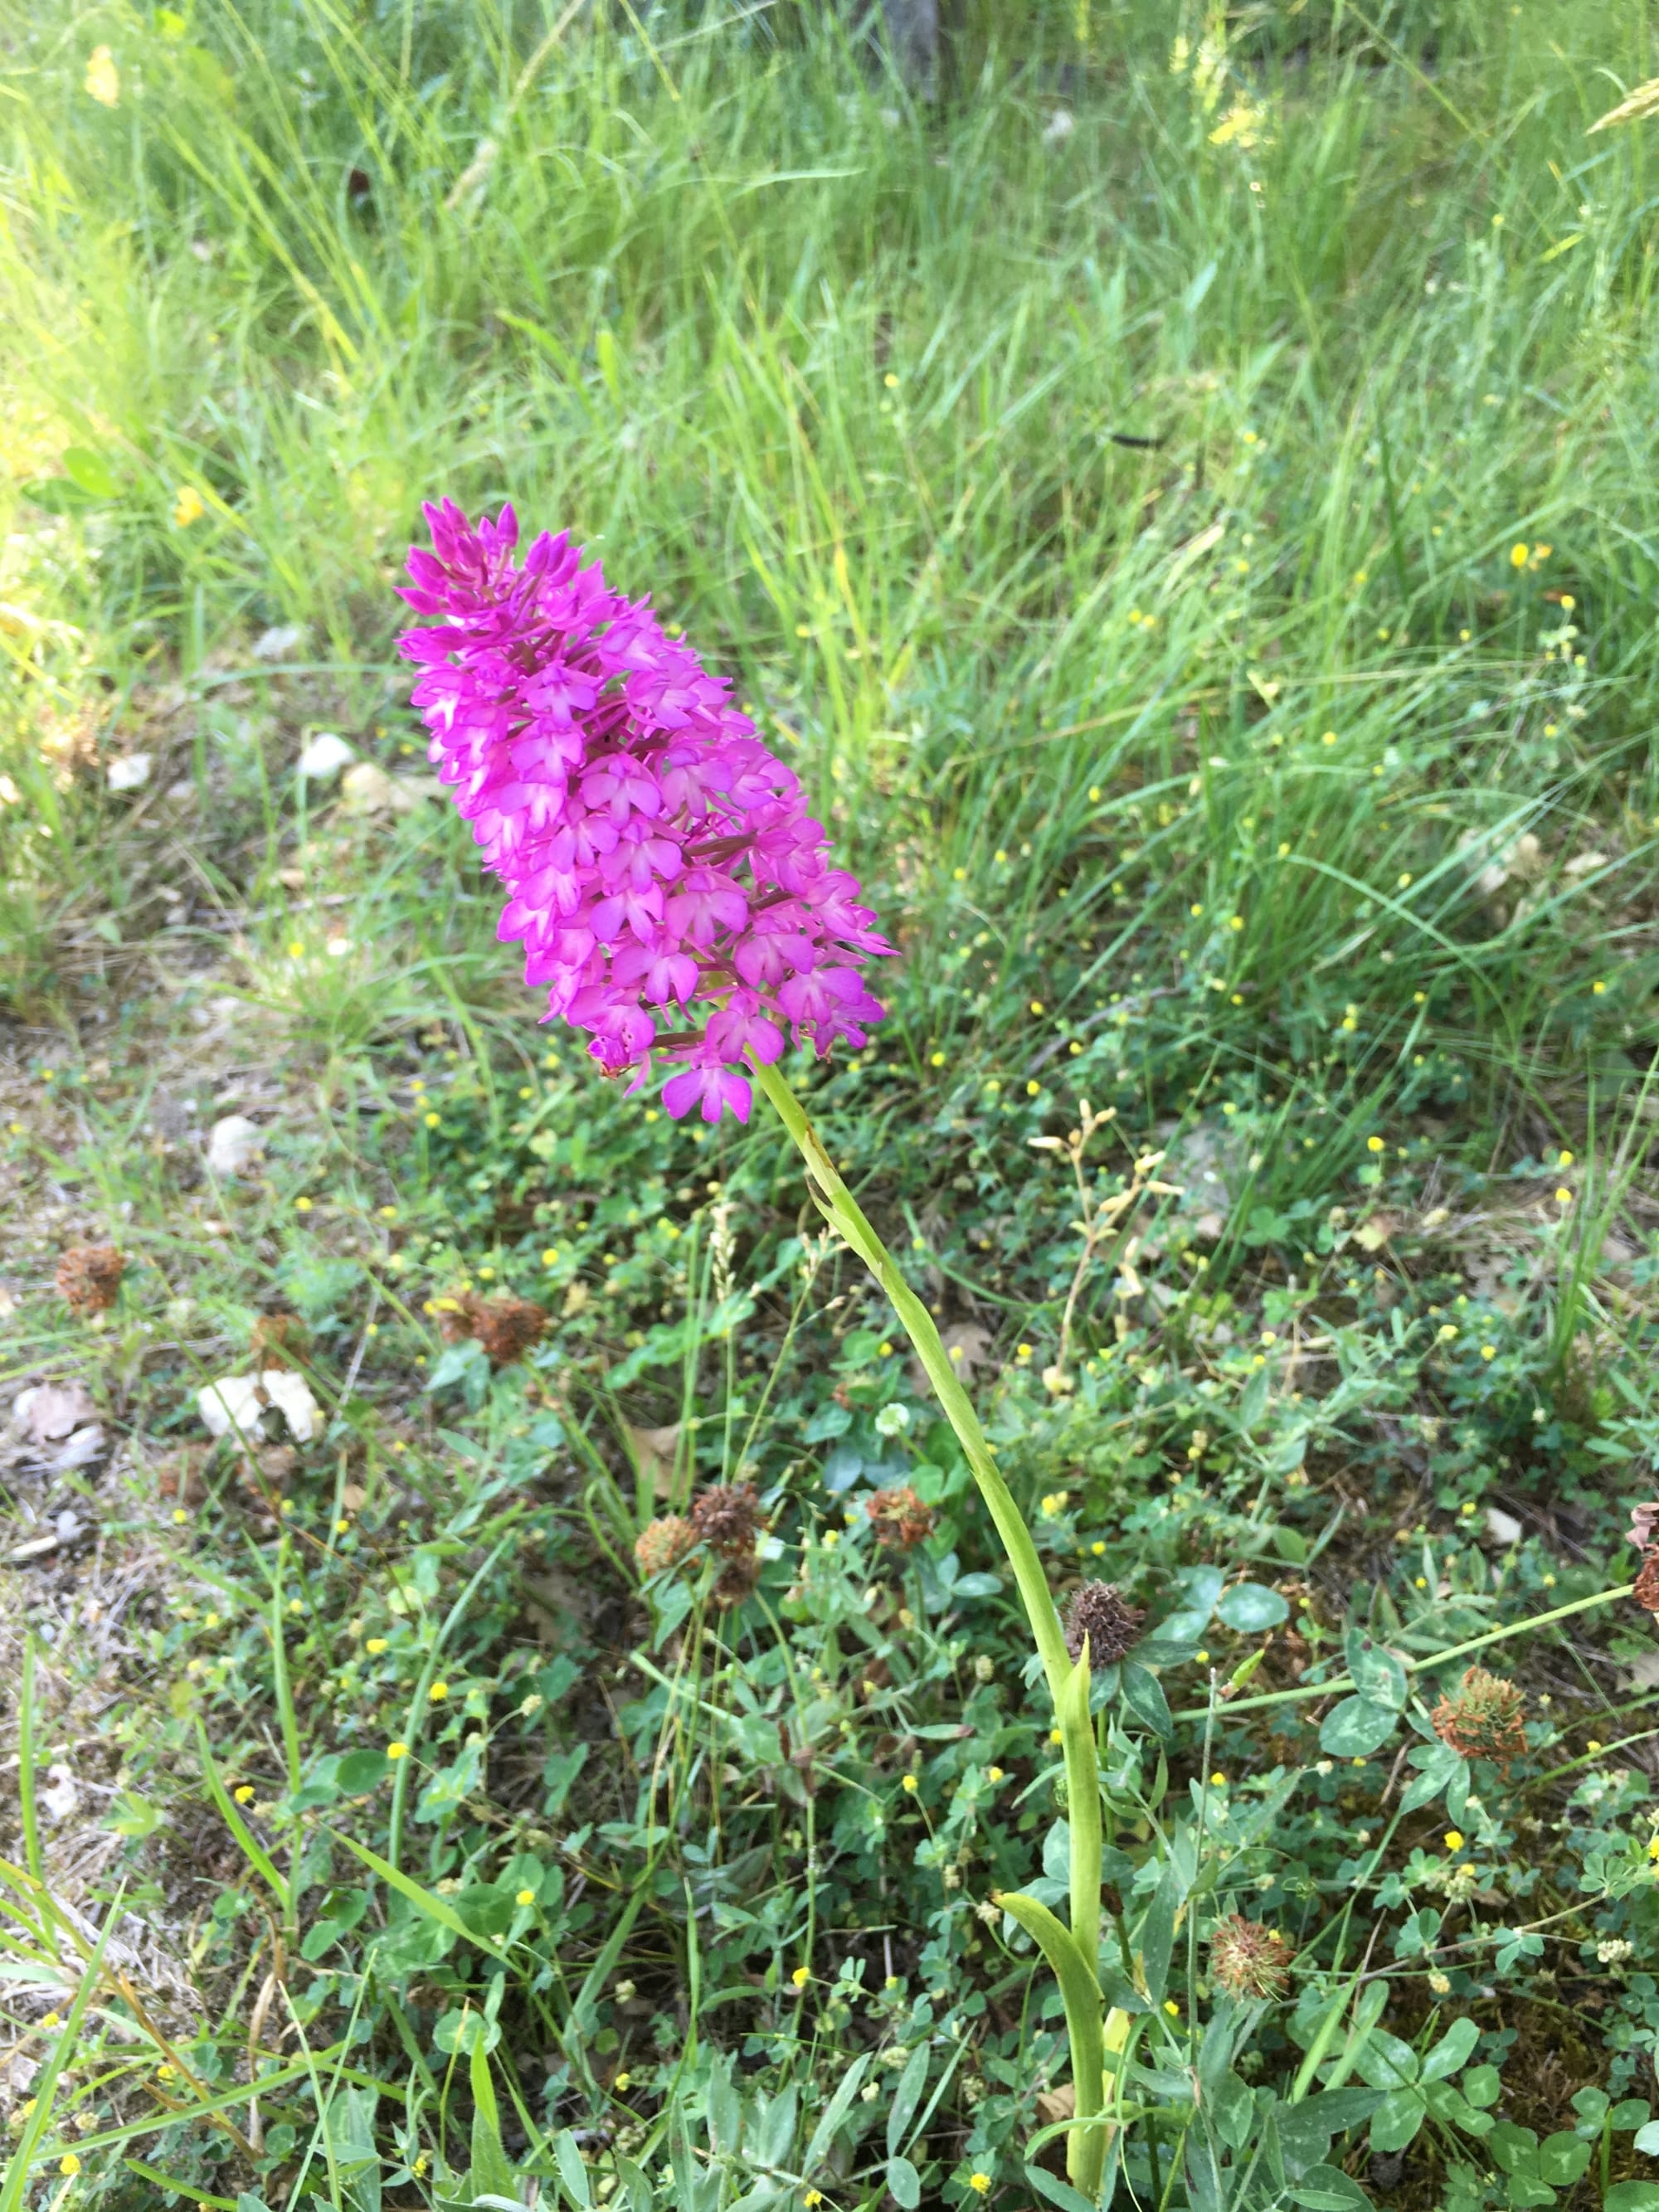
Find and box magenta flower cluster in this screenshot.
[397,503,892,1121]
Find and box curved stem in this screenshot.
[755,1058,1105,2191]
[752,1058,1073,1699]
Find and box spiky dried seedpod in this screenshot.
[250,1312,309,1370]
[440,1292,549,1368]
[690,1480,762,1558]
[865,1485,935,1551]
[713,1552,761,1608]
[635,1515,696,1581]
[1063,1581,1144,1670]
[1430,1665,1528,1765]
[1209,1915,1295,2001]
[55,1245,124,1315]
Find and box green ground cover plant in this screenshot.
[2,1,1659,2206]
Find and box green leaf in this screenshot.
[1120,1660,1172,1739]
[1216,1582,1289,1631]
[1536,2133,1590,2187]
[1420,2018,1480,2083]
[333,1831,500,1956]
[1319,1695,1399,1757]
[1486,2121,1538,2175]
[802,2053,869,2171]
[1343,1630,1407,1711]
[334,1750,392,1796]
[886,2155,922,2208]
[1399,1743,1466,1816]
[61,447,119,498]
[1605,2187,1659,2212]
[469,2041,517,2203]
[1023,2168,1099,2212]
[1369,2088,1427,2154]
[1632,2122,1659,2156]
[1211,2071,1255,2151]
[888,2043,930,2158]
[553,2131,592,2208]
[1462,2064,1501,2109]
[1290,2163,1372,2209]
[434,2010,499,2056]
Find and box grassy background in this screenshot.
[2,1,1659,2206]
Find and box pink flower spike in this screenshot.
[398,504,893,1121]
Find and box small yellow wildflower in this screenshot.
[1366,1135,1384,1153]
[791,1964,811,1986]
[1321,730,1336,746]
[1189,902,1204,918]
[930,1050,946,1067]
[901,1773,918,1794]
[1588,1739,1603,1755]
[59,2153,80,2177]
[1510,543,1529,569]
[429,1680,449,1702]
[1048,1727,1063,1746]
[366,1636,388,1655]
[173,484,206,528]
[1209,1771,1227,1787]
[1554,1187,1572,1205]
[613,2071,631,2092]
[515,1888,537,1907]
[387,1740,409,1760]
[233,1784,255,1805]
[294,1195,313,1212]
[85,45,119,105]
[987,1766,1005,1783]
[1593,980,1607,994]
[1026,1079,1040,1096]
[40,2011,61,2030]
[1163,1999,1180,2017]
[424,1111,440,1126]
[1480,1344,1496,1360]
[969,2178,993,2197]
[1443,1830,1464,1853]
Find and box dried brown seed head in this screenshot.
[1430,1665,1528,1765]
[1634,1545,1659,1616]
[865,1485,935,1551]
[1209,1914,1294,2001]
[55,1245,124,1315]
[690,1480,762,1558]
[440,1292,549,1368]
[635,1515,696,1581]
[250,1312,309,1369]
[1063,1581,1144,1669]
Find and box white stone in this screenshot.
[206,1114,263,1177]
[106,753,152,792]
[297,731,355,780]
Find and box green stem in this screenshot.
[1170,1582,1635,1722]
[753,1060,1072,1697]
[755,1059,1103,2193]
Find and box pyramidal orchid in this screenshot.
[397,501,892,1122]
[398,502,1117,2193]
